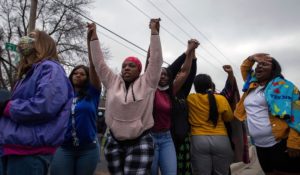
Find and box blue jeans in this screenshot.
[151,131,177,175]
[50,142,100,175]
[4,154,52,175]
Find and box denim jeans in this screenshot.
[50,142,100,175]
[151,131,177,175]
[4,154,52,175]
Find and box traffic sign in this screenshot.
[5,43,17,52]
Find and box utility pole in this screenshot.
[28,0,38,32]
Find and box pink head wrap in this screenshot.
[123,56,142,72]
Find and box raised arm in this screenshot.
[166,53,186,81]
[144,18,163,88]
[172,39,199,95]
[220,65,236,98]
[177,52,197,98]
[220,65,240,109]
[87,30,101,90]
[241,53,269,81]
[144,46,150,72]
[87,23,117,89]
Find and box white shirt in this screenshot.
[244,86,277,147]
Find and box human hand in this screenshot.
[186,39,200,54]
[87,22,98,41]
[287,148,300,158]
[149,18,161,35]
[188,39,200,50]
[223,65,233,74]
[248,53,270,63]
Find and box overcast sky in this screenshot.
[87,0,300,92]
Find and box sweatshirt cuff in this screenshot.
[3,101,11,117]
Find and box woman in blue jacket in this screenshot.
[50,30,101,175]
[0,30,73,175]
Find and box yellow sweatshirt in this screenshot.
[187,93,233,136]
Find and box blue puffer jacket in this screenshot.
[0,60,73,149]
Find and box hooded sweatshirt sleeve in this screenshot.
[144,35,163,88]
[90,40,118,89]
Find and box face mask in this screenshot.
[17,36,35,56]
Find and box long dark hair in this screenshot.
[194,74,219,127]
[263,57,283,89]
[270,57,283,79]
[69,65,90,99]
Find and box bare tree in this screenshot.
[0,0,110,89]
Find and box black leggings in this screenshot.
[256,140,300,173]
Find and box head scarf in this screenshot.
[123,56,142,73]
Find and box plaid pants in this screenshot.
[104,131,154,175]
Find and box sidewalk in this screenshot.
[230,146,264,175]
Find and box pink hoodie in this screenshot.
[90,35,163,140]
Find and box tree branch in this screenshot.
[48,7,67,35]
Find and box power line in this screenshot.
[125,0,186,47]
[52,0,170,64]
[165,0,244,81]
[52,0,146,52]
[99,31,146,58]
[165,0,238,68]
[147,0,225,67]
[126,0,222,71]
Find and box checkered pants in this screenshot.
[104,132,154,175]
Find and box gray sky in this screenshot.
[87,0,300,91]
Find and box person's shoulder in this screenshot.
[187,93,204,101]
[282,78,296,87]
[214,94,228,102]
[38,59,63,70]
[36,59,58,68]
[187,93,197,98]
[31,60,66,79]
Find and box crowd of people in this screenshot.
[0,18,300,175]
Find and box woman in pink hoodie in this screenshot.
[87,18,163,174]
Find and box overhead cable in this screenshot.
[53,0,171,64]
[165,0,238,68]
[147,0,225,66]
[126,0,222,71]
